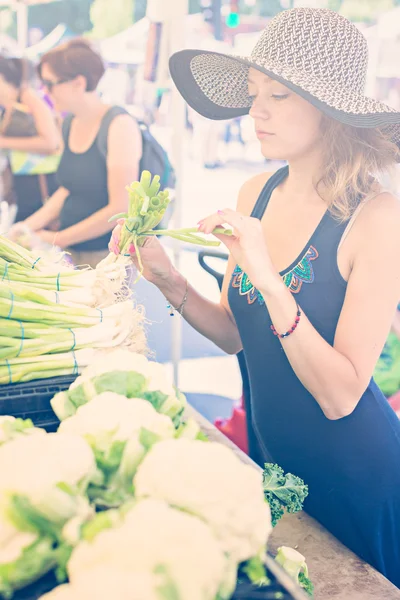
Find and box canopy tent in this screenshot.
[376,5,400,40]
[374,5,400,80]
[362,10,400,94]
[100,18,149,65]
[0,31,19,53]
[0,0,59,52]
[99,14,207,66]
[25,23,73,58]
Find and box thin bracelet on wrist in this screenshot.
[166,278,189,317]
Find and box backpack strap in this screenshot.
[96,106,129,160]
[61,114,74,147]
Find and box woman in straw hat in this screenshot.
[122,8,400,585]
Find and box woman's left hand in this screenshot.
[198,208,282,295]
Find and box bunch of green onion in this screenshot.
[0,237,146,384]
[99,170,231,279]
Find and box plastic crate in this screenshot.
[0,375,77,431]
[12,572,57,600]
[11,554,309,600]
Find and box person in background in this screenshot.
[189,105,224,169]
[98,63,130,106]
[10,39,142,268]
[187,17,228,169]
[0,55,60,220]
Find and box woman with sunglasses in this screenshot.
[0,55,60,221]
[10,39,142,268]
[113,9,400,587]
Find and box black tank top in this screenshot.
[57,106,126,252]
[228,166,400,587]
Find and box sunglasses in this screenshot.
[41,77,74,92]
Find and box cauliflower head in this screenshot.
[52,350,185,425]
[0,416,45,446]
[0,517,37,565]
[40,568,159,600]
[146,361,176,398]
[58,395,175,508]
[81,349,150,380]
[68,499,236,600]
[134,439,272,563]
[0,432,95,504]
[0,434,96,596]
[0,432,95,529]
[58,394,175,448]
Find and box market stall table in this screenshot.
[186,406,400,600]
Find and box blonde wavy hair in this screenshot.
[317,116,400,222]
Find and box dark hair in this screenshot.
[38,39,105,92]
[0,56,31,89]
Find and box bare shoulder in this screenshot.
[236,171,275,216]
[107,113,143,160]
[109,113,141,139]
[357,190,400,241]
[352,190,400,262]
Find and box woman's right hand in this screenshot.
[109,222,175,287]
[132,236,176,286]
[7,221,30,243]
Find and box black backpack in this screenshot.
[62,106,176,190]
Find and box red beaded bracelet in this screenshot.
[270,303,301,339]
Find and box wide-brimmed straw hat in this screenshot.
[169,8,400,149]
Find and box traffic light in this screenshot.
[226,0,240,28]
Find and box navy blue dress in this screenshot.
[228,166,400,588]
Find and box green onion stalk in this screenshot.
[0,348,97,384]
[0,299,147,380]
[0,239,148,384]
[0,254,97,292]
[98,170,232,280]
[0,280,98,308]
[1,231,137,301]
[0,295,109,327]
[0,296,142,334]
[0,236,81,274]
[0,312,136,360]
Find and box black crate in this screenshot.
[0,375,77,431]
[11,572,57,600]
[10,554,309,600]
[232,554,309,600]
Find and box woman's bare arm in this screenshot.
[258,192,400,419]
[158,173,272,354]
[0,89,60,154]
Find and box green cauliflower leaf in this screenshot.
[0,538,56,599]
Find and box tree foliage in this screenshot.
[89,0,134,38]
[29,0,93,36]
[258,0,285,16]
[4,0,398,45]
[327,0,344,11]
